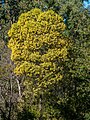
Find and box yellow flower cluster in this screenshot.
[8,8,70,94]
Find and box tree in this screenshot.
[0,0,21,44]
[18,0,60,13]
[8,8,71,119]
[0,39,19,120]
[55,1,90,119]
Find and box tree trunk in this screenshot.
[16,77,21,98]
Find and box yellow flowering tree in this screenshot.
[8,8,71,119]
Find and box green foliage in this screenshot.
[0,0,21,44]
[19,0,61,12]
[84,112,90,120]
[57,1,90,119]
[17,108,36,120]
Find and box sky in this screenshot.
[83,0,90,8]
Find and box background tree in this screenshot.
[54,0,90,119]
[0,1,22,119]
[0,39,20,120]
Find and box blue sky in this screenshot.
[83,0,90,8]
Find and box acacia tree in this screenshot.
[8,8,71,119]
